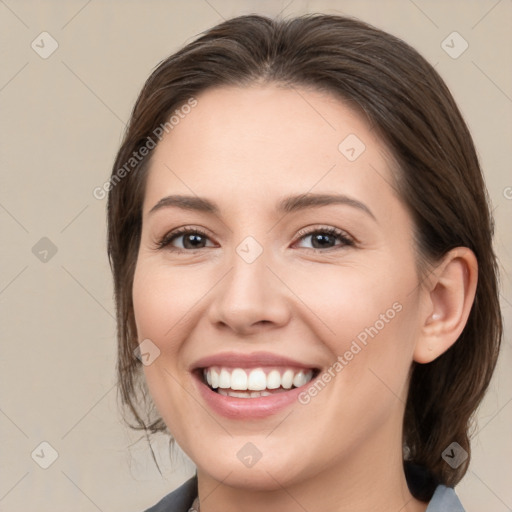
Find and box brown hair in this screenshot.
[107,13,502,498]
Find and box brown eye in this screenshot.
[295,227,354,250]
[157,228,215,250]
[180,232,208,249]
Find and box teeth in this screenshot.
[293,370,309,388]
[281,369,294,389]
[266,370,281,389]
[218,389,273,398]
[231,369,247,390]
[210,368,219,389]
[247,368,267,390]
[219,368,231,388]
[203,367,314,392]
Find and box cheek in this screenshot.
[131,260,200,437]
[289,259,419,397]
[132,259,210,349]
[286,261,407,346]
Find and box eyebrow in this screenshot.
[148,193,376,221]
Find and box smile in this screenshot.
[191,352,321,418]
[203,366,316,398]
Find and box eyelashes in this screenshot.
[155,226,213,251]
[294,226,354,250]
[154,225,355,253]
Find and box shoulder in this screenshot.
[142,474,198,512]
[426,485,465,512]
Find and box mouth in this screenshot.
[197,366,321,398]
[190,351,322,418]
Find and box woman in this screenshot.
[107,14,502,512]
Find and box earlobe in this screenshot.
[413,247,478,364]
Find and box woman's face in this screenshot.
[132,84,428,490]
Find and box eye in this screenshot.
[155,225,354,252]
[156,227,216,251]
[294,226,354,250]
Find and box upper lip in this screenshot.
[191,351,319,371]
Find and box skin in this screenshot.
[132,84,477,512]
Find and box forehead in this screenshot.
[143,84,399,218]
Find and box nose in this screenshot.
[207,244,292,336]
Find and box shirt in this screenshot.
[142,473,465,511]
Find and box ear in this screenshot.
[414,247,478,364]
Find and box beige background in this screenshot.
[0,0,511,511]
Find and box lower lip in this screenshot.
[194,373,310,419]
